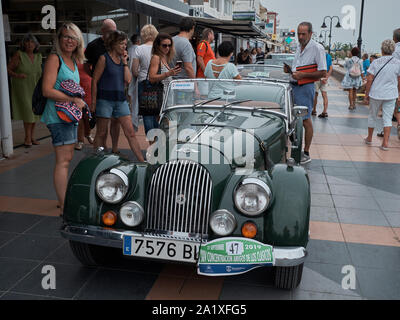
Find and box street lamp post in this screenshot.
[321,16,342,54]
[357,0,365,57]
[319,30,329,45]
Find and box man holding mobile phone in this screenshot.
[284,22,327,165]
[172,17,197,79]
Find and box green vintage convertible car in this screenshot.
[61,78,310,290]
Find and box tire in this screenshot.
[69,240,119,267]
[274,263,304,290]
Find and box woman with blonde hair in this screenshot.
[131,24,159,134]
[41,22,86,213]
[364,39,400,150]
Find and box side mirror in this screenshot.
[293,106,308,118]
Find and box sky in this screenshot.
[260,0,399,53]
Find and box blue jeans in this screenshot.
[143,116,159,135]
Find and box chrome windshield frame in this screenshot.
[162,78,290,120]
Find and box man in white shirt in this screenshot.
[392,28,400,139]
[284,22,327,164]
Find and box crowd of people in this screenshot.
[5,15,400,212]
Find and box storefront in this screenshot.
[0,0,189,156]
[2,0,189,59]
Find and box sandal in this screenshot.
[75,142,84,151]
[318,112,328,118]
[86,135,94,144]
[311,111,317,116]
[380,145,389,151]
[377,131,384,137]
[364,138,372,145]
[31,140,40,145]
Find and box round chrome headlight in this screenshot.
[96,169,128,204]
[120,201,144,227]
[209,210,237,236]
[234,178,272,216]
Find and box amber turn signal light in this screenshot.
[241,222,257,238]
[102,211,117,226]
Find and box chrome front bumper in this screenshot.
[60,224,307,267]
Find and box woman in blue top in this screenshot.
[204,41,242,99]
[91,31,144,162]
[42,23,86,214]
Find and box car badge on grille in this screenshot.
[176,194,186,205]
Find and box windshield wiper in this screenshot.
[191,97,221,112]
[190,100,251,143]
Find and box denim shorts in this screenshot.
[292,83,315,120]
[96,99,131,119]
[47,123,78,146]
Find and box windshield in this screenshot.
[163,79,287,115]
[264,54,295,66]
[237,65,290,81]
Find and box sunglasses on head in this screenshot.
[161,44,172,48]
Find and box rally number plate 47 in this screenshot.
[123,235,200,263]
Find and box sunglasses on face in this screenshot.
[61,35,79,42]
[161,44,172,48]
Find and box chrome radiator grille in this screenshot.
[146,160,212,236]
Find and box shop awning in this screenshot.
[98,0,189,23]
[193,17,267,38]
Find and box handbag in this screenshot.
[138,61,164,116]
[55,79,86,123]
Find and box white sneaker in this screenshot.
[300,153,311,165]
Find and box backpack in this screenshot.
[349,58,362,78]
[32,55,61,115]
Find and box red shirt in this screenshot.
[196,40,215,78]
[77,63,92,106]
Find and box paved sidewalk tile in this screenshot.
[76,269,158,300]
[336,208,390,227]
[11,262,96,299]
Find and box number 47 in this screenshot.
[226,242,244,256]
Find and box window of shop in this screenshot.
[2,0,131,60]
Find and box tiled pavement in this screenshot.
[0,77,399,300]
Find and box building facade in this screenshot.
[185,0,233,20]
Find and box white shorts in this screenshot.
[315,80,328,92]
[368,98,396,128]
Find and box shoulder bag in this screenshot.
[32,55,61,115]
[138,60,164,116]
[371,57,393,86]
